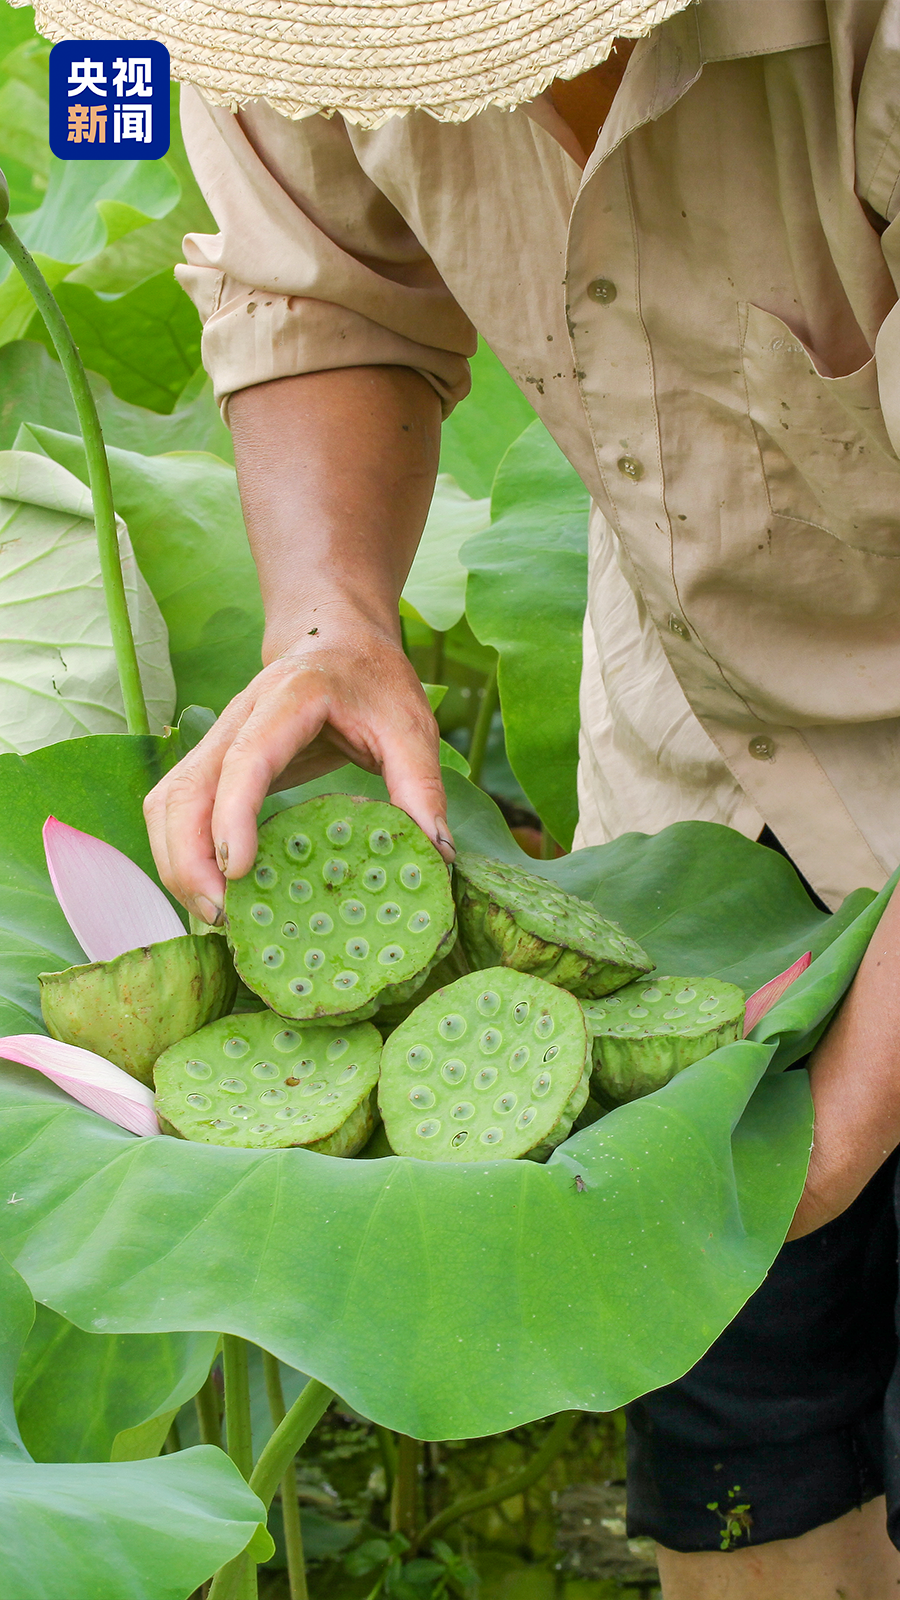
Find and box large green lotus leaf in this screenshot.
[439,340,536,500]
[0,732,884,1438]
[0,1450,270,1600]
[22,426,262,715]
[15,1308,217,1463]
[401,474,490,633]
[0,341,233,460]
[0,1250,267,1596]
[462,420,588,847]
[0,445,175,751]
[27,270,202,413]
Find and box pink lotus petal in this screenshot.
[43,816,185,963]
[743,952,812,1036]
[0,1035,159,1137]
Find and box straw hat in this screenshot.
[16,0,694,127]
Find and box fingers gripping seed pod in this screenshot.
[379,968,589,1162]
[584,975,746,1105]
[452,853,653,998]
[225,796,456,1022]
[39,934,237,1089]
[153,1011,382,1153]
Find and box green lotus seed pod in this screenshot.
[224,795,456,1022]
[39,934,237,1088]
[584,975,746,1104]
[153,1010,382,1153]
[379,967,589,1162]
[375,937,470,1031]
[452,853,653,997]
[0,169,9,224]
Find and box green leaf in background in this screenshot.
[0,731,170,1036]
[0,249,69,346]
[22,425,263,715]
[0,733,879,1440]
[27,270,202,413]
[439,340,536,499]
[8,156,179,269]
[70,84,217,297]
[0,446,175,750]
[15,1309,217,1463]
[463,420,589,846]
[0,341,233,460]
[0,1253,32,1461]
[401,475,490,633]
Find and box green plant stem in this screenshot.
[262,1351,308,1600]
[390,1434,421,1540]
[375,1424,398,1501]
[430,628,446,686]
[412,1411,580,1552]
[250,1378,334,1511]
[222,1335,254,1481]
[196,1367,223,1449]
[467,661,499,789]
[0,219,149,735]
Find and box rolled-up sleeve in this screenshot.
[177,87,476,417]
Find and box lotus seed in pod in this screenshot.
[153,1010,382,1153]
[379,968,589,1162]
[39,933,237,1088]
[452,853,653,998]
[224,796,456,1022]
[584,975,746,1104]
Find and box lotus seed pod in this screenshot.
[379,967,589,1162]
[153,1010,382,1152]
[375,938,470,1031]
[584,975,746,1104]
[225,795,456,1022]
[39,934,237,1088]
[452,853,653,998]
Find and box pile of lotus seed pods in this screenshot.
[44,794,748,1162]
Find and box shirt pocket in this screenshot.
[740,301,900,559]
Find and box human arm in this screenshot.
[786,877,900,1239]
[143,362,450,925]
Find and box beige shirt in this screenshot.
[178,0,900,907]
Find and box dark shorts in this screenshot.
[625,1148,900,1552]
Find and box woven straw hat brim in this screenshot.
[18,0,694,127]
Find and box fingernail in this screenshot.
[215,840,229,873]
[195,896,224,927]
[434,818,455,858]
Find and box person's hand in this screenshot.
[143,615,454,925]
[784,878,900,1241]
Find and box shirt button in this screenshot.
[617,456,644,481]
[588,278,617,304]
[748,735,774,761]
[668,614,690,640]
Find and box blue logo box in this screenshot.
[48,40,170,160]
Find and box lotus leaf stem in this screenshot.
[196,1365,223,1449]
[249,1377,334,1511]
[375,1424,398,1500]
[262,1350,309,1600]
[0,212,150,736]
[390,1434,421,1539]
[467,661,499,790]
[222,1335,254,1482]
[412,1410,580,1553]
